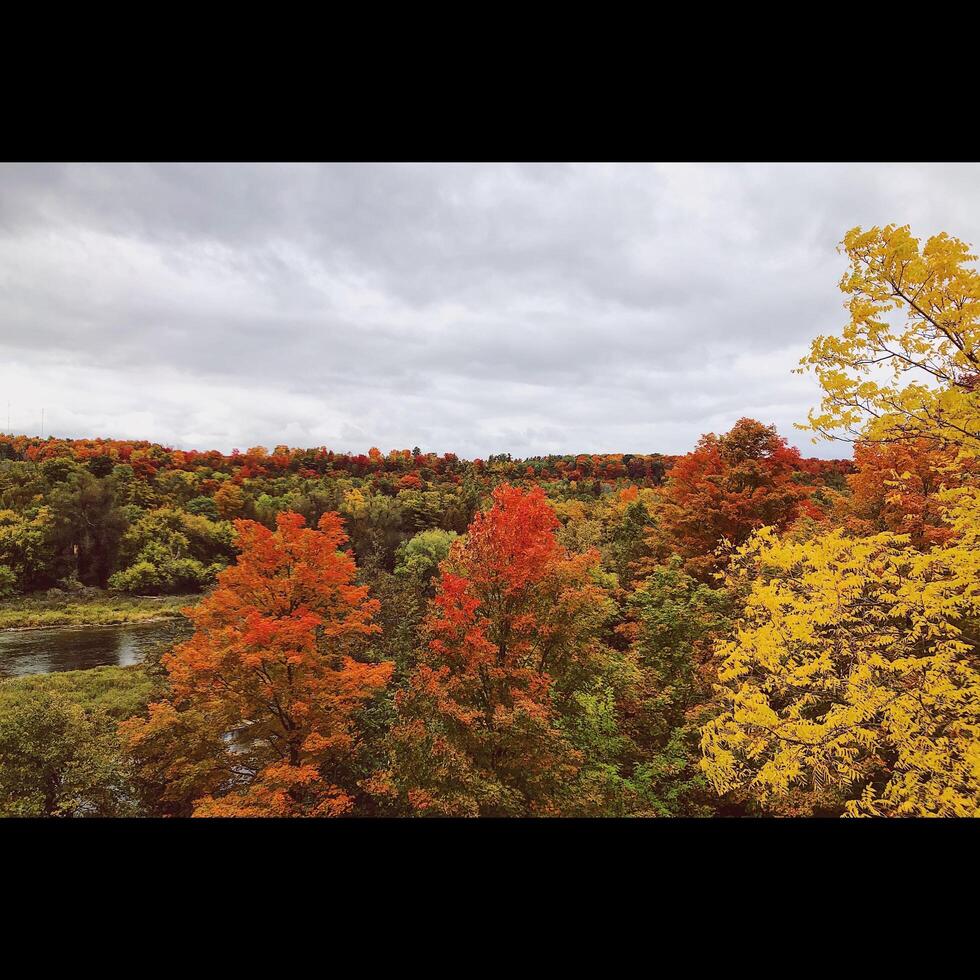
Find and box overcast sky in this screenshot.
[1,162,978,460]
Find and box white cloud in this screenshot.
[2,162,976,459]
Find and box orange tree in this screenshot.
[121,511,392,816]
[644,418,818,580]
[368,485,632,816]
[842,438,975,549]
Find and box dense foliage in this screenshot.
[705,223,980,816]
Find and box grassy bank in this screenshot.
[0,663,158,719]
[0,593,200,630]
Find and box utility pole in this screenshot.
[41,407,44,439]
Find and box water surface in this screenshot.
[0,620,191,678]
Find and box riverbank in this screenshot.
[0,593,200,631]
[0,663,157,719]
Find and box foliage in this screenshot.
[394,528,458,582]
[120,511,393,817]
[644,418,819,580]
[370,485,626,816]
[799,223,980,456]
[46,470,129,587]
[1,664,156,719]
[843,439,975,548]
[0,687,138,816]
[705,222,980,818]
[701,519,980,816]
[0,507,62,591]
[109,507,234,594]
[0,565,16,599]
[621,559,734,815]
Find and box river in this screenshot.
[0,620,192,678]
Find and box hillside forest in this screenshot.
[0,223,978,818]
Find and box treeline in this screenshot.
[1,221,978,818]
[0,431,843,598]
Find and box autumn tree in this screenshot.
[842,439,975,549]
[704,224,980,817]
[700,524,980,816]
[370,485,627,816]
[799,223,980,455]
[213,481,247,520]
[121,511,392,816]
[645,418,816,579]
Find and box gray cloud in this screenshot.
[2,162,978,459]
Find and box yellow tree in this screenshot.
[700,524,980,816]
[799,223,980,456]
[702,224,980,816]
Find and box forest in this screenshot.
[0,223,978,818]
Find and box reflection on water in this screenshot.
[0,619,192,677]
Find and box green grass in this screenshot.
[0,593,200,630]
[0,663,157,720]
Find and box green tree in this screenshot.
[0,506,65,591]
[0,689,135,816]
[186,495,219,520]
[394,528,458,583]
[610,499,652,588]
[109,507,234,594]
[623,558,735,816]
[47,470,128,587]
[0,564,16,598]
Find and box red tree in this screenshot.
[369,485,615,816]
